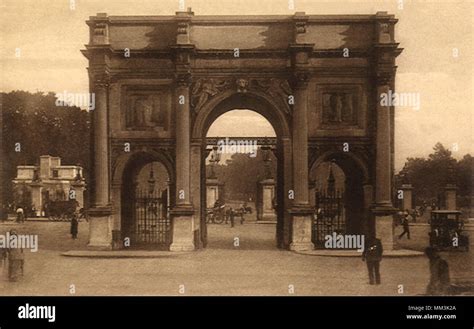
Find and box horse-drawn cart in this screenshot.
[46,200,80,221]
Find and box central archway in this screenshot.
[192,90,292,249]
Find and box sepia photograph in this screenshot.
[0,0,473,326]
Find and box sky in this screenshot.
[1,0,473,170]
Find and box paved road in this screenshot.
[0,221,471,296]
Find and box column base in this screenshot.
[88,206,113,250]
[258,212,277,221]
[169,242,195,252]
[372,205,397,251]
[170,205,195,252]
[289,205,314,251]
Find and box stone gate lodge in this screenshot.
[82,10,402,251]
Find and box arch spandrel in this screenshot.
[190,78,292,139]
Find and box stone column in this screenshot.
[373,79,396,250]
[308,180,316,208]
[190,142,202,248]
[0,105,4,221]
[362,184,374,236]
[29,182,43,217]
[375,85,392,207]
[169,74,195,251]
[288,16,315,250]
[88,80,113,250]
[169,9,195,251]
[175,82,192,206]
[470,194,474,219]
[444,184,457,210]
[371,14,403,249]
[288,70,314,251]
[170,10,195,251]
[257,179,277,221]
[400,184,413,211]
[71,181,86,209]
[206,178,220,209]
[280,137,293,249]
[363,184,374,210]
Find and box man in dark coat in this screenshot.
[398,211,411,239]
[362,237,383,285]
[70,215,79,239]
[7,230,24,282]
[228,207,235,228]
[425,247,451,295]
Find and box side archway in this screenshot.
[310,151,370,245]
[111,149,175,248]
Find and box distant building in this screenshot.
[12,155,86,217]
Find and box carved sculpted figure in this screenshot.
[135,97,154,127]
[190,77,293,114]
[128,95,167,130]
[323,92,357,125]
[191,79,231,112]
[253,78,292,113]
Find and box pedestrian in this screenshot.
[229,207,235,228]
[7,230,24,282]
[398,211,411,239]
[362,237,383,285]
[224,207,230,224]
[16,207,24,223]
[411,209,417,223]
[425,247,451,295]
[0,247,7,268]
[239,209,245,225]
[70,214,79,239]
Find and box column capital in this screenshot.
[400,183,413,190]
[175,72,192,87]
[171,44,195,87]
[93,75,110,89]
[290,70,311,90]
[444,184,458,192]
[170,44,195,60]
[375,69,395,86]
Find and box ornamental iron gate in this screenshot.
[311,164,346,248]
[132,188,171,248]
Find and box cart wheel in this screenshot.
[214,214,224,224]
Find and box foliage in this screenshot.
[395,143,472,207]
[206,150,277,201]
[1,91,90,204]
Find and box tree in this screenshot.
[1,91,90,206]
[206,149,276,201]
[395,142,472,208]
